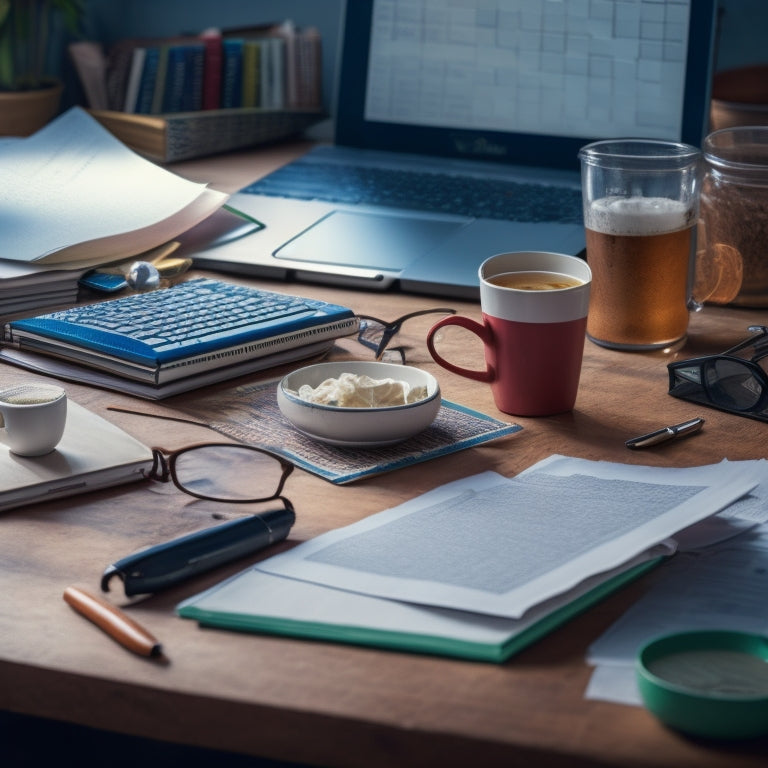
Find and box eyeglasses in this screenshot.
[668,325,768,422]
[356,308,456,364]
[148,442,294,509]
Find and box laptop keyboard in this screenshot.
[243,160,584,224]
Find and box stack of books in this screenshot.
[105,21,322,115]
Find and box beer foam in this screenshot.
[586,196,693,236]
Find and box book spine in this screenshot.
[68,41,110,110]
[180,44,205,112]
[161,45,188,113]
[282,31,299,109]
[200,33,223,110]
[259,39,271,108]
[150,46,170,114]
[271,37,286,110]
[220,38,244,109]
[241,40,261,108]
[105,40,143,111]
[134,47,160,114]
[123,47,146,113]
[296,29,322,109]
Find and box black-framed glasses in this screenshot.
[356,308,456,364]
[148,442,294,508]
[668,325,768,422]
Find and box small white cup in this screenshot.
[0,383,67,457]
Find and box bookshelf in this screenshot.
[71,20,323,161]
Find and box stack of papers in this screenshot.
[178,456,763,663]
[585,459,768,705]
[0,261,82,318]
[0,107,227,317]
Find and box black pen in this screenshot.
[101,506,295,596]
[625,417,705,449]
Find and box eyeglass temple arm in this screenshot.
[101,504,296,596]
[721,326,768,356]
[357,307,457,329]
[357,308,457,358]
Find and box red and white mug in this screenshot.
[427,251,592,416]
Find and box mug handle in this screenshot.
[426,315,494,383]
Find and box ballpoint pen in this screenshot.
[625,417,705,449]
[63,586,163,658]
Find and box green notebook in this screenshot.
[177,557,662,663]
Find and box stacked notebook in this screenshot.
[1,278,359,399]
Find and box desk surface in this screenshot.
[1,144,767,768]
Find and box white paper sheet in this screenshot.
[0,107,227,266]
[585,462,768,706]
[256,456,762,619]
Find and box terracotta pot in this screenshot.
[0,82,63,136]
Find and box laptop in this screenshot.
[195,0,717,300]
[0,400,153,512]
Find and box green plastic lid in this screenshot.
[636,630,768,739]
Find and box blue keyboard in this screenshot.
[242,159,584,225]
[8,278,357,367]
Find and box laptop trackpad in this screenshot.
[274,211,463,270]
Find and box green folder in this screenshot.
[178,557,662,664]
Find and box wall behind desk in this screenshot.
[79,0,344,114]
[70,1,765,117]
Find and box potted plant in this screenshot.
[0,0,84,135]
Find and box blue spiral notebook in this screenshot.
[3,278,358,386]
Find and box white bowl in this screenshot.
[277,361,441,447]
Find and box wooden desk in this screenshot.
[1,146,766,767]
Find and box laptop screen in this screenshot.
[336,0,716,170]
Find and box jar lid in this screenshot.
[704,127,768,176]
[636,630,768,739]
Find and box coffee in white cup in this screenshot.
[0,383,67,456]
[427,251,591,416]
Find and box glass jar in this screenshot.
[697,127,768,307]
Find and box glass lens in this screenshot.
[357,319,386,349]
[704,358,765,411]
[358,319,407,363]
[173,445,285,502]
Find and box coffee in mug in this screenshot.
[487,271,585,291]
[427,252,591,416]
